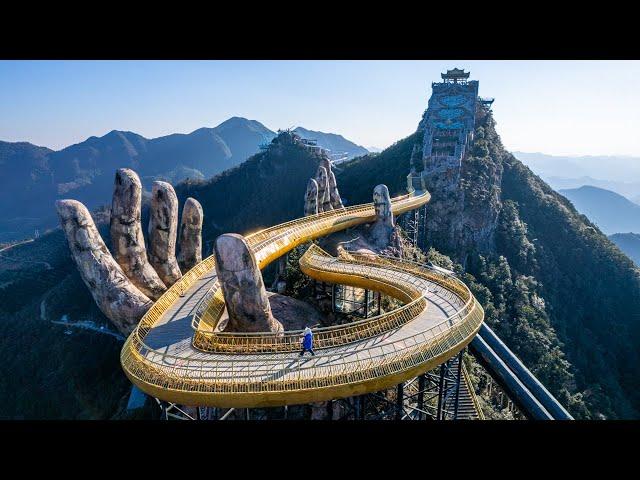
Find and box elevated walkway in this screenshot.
[121,188,485,408]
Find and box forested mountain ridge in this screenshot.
[0,119,371,243]
[609,233,640,266]
[0,132,324,418]
[339,106,640,419]
[0,117,275,242]
[3,112,640,419]
[292,127,369,160]
[175,131,323,244]
[559,185,640,235]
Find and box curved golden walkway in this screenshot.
[120,187,485,408]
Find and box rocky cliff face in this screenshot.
[412,104,503,265]
[338,100,640,419]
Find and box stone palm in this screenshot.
[56,168,203,335]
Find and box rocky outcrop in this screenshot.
[177,197,204,272]
[320,157,344,210]
[318,184,402,258]
[315,166,332,213]
[148,181,182,286]
[214,233,283,333]
[328,169,344,209]
[110,168,167,300]
[58,169,209,335]
[267,292,323,331]
[56,199,152,335]
[367,184,397,250]
[304,157,344,216]
[410,100,503,264]
[304,178,319,216]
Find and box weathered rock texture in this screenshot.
[319,157,344,210]
[56,199,152,335]
[214,233,283,333]
[304,178,319,216]
[148,181,182,286]
[110,169,167,300]
[328,169,344,209]
[319,184,402,258]
[410,94,503,265]
[315,166,332,213]
[368,184,397,249]
[177,197,204,272]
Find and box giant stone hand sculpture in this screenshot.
[148,181,183,287]
[305,155,344,216]
[110,169,167,300]
[57,199,152,335]
[304,179,319,217]
[214,233,283,333]
[320,157,344,210]
[57,168,203,336]
[369,184,395,242]
[316,166,333,213]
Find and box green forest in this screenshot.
[338,108,640,419]
[3,121,640,419]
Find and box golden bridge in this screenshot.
[120,184,489,410]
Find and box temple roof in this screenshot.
[441,68,470,80]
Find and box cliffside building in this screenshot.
[412,68,479,188]
[405,69,489,251]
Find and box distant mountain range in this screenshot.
[541,176,640,204]
[292,127,369,160]
[0,118,370,242]
[609,233,640,266]
[559,185,640,235]
[514,152,640,204]
[514,151,640,182]
[365,146,383,153]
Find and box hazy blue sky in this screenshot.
[1,60,639,156]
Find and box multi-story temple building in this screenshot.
[411,68,480,190]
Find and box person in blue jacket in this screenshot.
[300,326,315,356]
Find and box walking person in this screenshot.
[300,326,315,356]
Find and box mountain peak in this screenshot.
[214,117,270,133]
[559,185,640,235]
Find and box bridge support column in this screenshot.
[453,351,463,419]
[436,364,446,420]
[364,289,369,318]
[417,374,426,420]
[396,383,404,420]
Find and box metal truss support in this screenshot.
[332,283,379,318]
[436,362,446,420]
[155,399,198,420]
[331,350,467,421]
[155,351,472,421]
[417,374,426,420]
[396,383,404,420]
[400,205,428,251]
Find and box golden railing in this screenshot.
[190,190,431,338]
[348,253,472,309]
[118,186,488,406]
[121,296,483,399]
[192,244,433,353]
[127,189,430,360]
